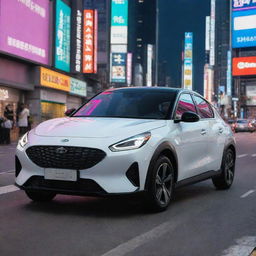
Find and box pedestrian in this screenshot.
[1,117,12,144]
[17,103,30,137]
[0,116,4,144]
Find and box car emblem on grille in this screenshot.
[61,139,69,143]
[56,147,68,154]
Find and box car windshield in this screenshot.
[73,90,177,119]
[237,120,247,124]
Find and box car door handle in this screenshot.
[201,129,207,135]
[219,128,224,134]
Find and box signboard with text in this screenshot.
[83,10,97,73]
[0,0,50,65]
[55,0,71,72]
[111,53,126,83]
[233,0,256,10]
[233,56,256,76]
[40,67,70,92]
[111,0,128,44]
[70,78,87,97]
[183,32,193,90]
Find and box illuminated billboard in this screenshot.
[183,32,193,90]
[83,10,98,74]
[111,53,126,83]
[210,0,215,65]
[55,0,71,72]
[232,9,256,48]
[0,0,50,65]
[233,56,256,76]
[110,0,128,44]
[233,0,256,11]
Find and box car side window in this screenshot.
[175,93,196,120]
[193,95,214,119]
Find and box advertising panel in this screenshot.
[40,67,70,92]
[146,45,153,87]
[111,53,126,83]
[0,0,50,65]
[183,32,193,90]
[111,0,128,44]
[232,9,256,48]
[210,0,215,65]
[227,51,232,96]
[83,10,97,74]
[233,56,256,76]
[55,0,71,72]
[127,53,132,86]
[70,78,87,97]
[71,0,83,73]
[205,16,211,51]
[246,85,256,105]
[94,10,98,74]
[233,0,256,11]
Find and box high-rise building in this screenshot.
[214,0,230,103]
[128,0,157,87]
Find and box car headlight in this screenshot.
[19,132,29,148]
[109,132,151,152]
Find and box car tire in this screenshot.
[144,155,174,212]
[25,190,56,202]
[212,148,235,190]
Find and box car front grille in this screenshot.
[26,146,106,170]
[22,176,106,195]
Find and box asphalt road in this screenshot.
[0,133,256,256]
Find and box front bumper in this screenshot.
[15,135,154,195]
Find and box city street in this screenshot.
[0,133,256,256]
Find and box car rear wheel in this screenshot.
[25,190,56,202]
[212,148,235,190]
[145,155,174,212]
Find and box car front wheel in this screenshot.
[212,148,235,190]
[145,155,174,212]
[25,190,56,202]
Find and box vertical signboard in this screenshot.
[210,0,215,66]
[0,0,50,65]
[183,32,193,90]
[226,51,232,96]
[110,0,128,44]
[94,10,98,74]
[146,45,153,87]
[127,53,132,86]
[83,10,97,74]
[111,53,127,83]
[55,0,71,72]
[71,0,83,73]
[205,16,211,51]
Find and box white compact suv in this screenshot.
[15,88,236,211]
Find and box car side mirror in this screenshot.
[181,112,200,123]
[65,108,76,117]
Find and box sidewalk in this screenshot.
[0,142,17,173]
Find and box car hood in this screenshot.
[34,117,167,138]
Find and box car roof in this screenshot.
[107,87,202,97]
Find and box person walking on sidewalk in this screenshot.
[17,103,30,137]
[3,104,14,144]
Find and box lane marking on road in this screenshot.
[252,154,256,157]
[241,190,255,199]
[0,170,15,175]
[101,221,177,256]
[237,154,248,158]
[0,185,19,195]
[221,236,256,256]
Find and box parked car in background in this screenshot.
[234,119,256,133]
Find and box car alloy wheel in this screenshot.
[224,150,235,186]
[212,148,235,190]
[145,155,174,212]
[155,162,173,205]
